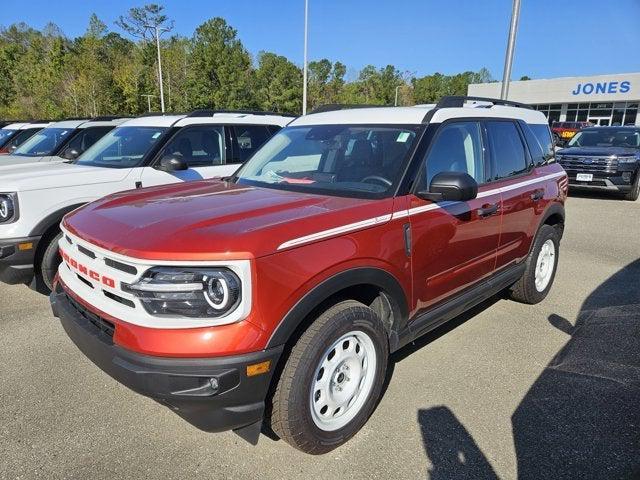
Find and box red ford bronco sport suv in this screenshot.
[51,96,568,454]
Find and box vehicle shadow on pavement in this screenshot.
[567,189,626,201]
[392,296,502,364]
[418,406,499,480]
[512,259,640,479]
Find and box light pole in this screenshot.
[500,0,522,100]
[302,0,309,115]
[141,94,156,112]
[395,85,401,106]
[146,25,170,112]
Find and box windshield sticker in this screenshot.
[152,132,162,139]
[397,132,410,143]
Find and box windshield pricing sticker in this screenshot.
[152,132,161,139]
[397,132,410,143]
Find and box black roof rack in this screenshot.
[137,111,179,117]
[422,95,532,123]
[186,109,296,118]
[435,95,532,110]
[89,115,129,121]
[310,104,388,114]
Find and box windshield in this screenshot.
[75,126,167,168]
[13,128,74,156]
[235,125,420,198]
[568,129,640,148]
[0,128,17,144]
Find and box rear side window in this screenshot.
[159,125,224,167]
[64,126,114,155]
[529,124,554,164]
[231,125,273,164]
[486,121,528,180]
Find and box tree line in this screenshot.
[0,4,496,120]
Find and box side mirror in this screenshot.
[61,147,80,160]
[158,155,188,172]
[416,171,478,202]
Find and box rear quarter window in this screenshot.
[528,124,555,165]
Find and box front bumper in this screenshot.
[564,169,638,193]
[0,236,40,284]
[50,285,283,437]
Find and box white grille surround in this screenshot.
[57,225,253,329]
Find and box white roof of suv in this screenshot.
[47,117,130,129]
[122,111,294,129]
[290,98,547,127]
[2,121,53,130]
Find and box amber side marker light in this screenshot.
[247,360,271,377]
[18,242,33,251]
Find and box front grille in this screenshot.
[65,291,115,339]
[77,244,96,259]
[557,156,618,173]
[104,258,138,275]
[103,290,135,308]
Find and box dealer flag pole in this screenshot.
[500,0,521,100]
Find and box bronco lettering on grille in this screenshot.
[61,250,116,288]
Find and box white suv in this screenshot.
[0,121,53,154]
[0,110,292,292]
[0,117,129,167]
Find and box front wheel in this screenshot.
[36,231,63,294]
[267,300,389,454]
[624,173,640,201]
[509,224,560,304]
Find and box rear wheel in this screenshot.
[268,300,388,454]
[624,173,640,201]
[509,224,560,304]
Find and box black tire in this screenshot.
[624,173,640,201]
[509,224,560,304]
[268,300,389,454]
[37,231,63,294]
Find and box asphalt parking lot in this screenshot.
[1,193,638,480]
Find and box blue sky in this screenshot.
[2,0,639,80]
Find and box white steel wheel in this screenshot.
[534,239,556,292]
[309,330,377,431]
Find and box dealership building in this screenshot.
[468,72,640,127]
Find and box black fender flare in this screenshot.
[29,203,86,237]
[266,267,409,349]
[540,202,566,237]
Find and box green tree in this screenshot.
[343,64,403,105]
[254,52,302,114]
[8,23,68,118]
[307,59,346,109]
[115,3,173,41]
[187,18,255,109]
[162,36,192,112]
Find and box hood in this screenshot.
[63,180,394,260]
[0,154,62,168]
[558,146,639,157]
[0,162,133,192]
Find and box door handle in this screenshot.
[531,189,544,201]
[477,203,499,218]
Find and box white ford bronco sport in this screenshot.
[0,110,292,292]
[0,117,129,168]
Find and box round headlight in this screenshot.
[204,271,241,310]
[0,195,15,223]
